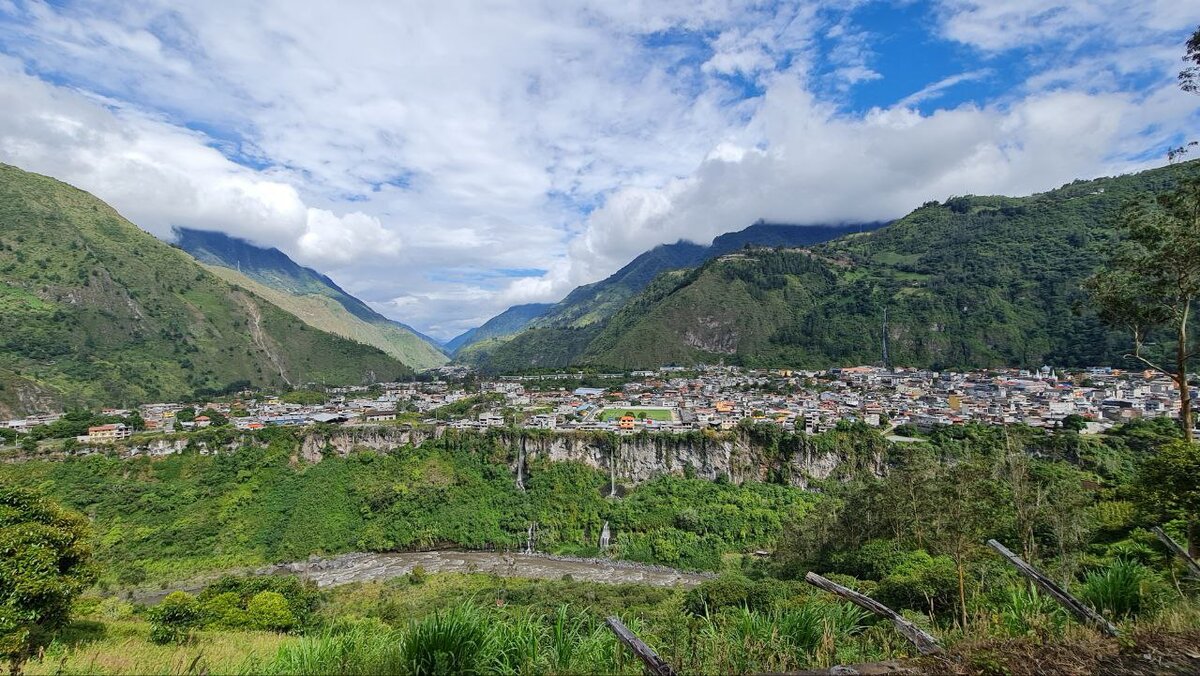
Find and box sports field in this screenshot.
[599,408,674,422]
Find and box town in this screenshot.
[3,364,1191,446]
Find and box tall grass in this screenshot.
[400,605,491,675]
[1079,559,1166,619]
[265,621,404,675]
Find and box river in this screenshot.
[129,550,714,604]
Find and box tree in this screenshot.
[0,487,95,675]
[1179,25,1200,94]
[1135,440,1200,558]
[175,407,196,423]
[1086,178,1200,441]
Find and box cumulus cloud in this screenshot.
[0,0,1197,340]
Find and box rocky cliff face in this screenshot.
[72,425,885,488]
[501,431,884,489]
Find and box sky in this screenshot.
[0,1,1198,340]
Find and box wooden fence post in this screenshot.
[605,616,677,676]
[1151,526,1200,580]
[986,539,1119,637]
[804,572,942,655]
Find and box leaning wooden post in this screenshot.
[1151,527,1200,580]
[986,539,1119,637]
[605,616,677,676]
[804,572,942,655]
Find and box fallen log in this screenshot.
[605,616,677,676]
[986,539,1119,637]
[804,572,942,656]
[1152,526,1200,580]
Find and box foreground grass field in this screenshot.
[23,573,1200,675]
[598,407,674,421]
[26,618,293,675]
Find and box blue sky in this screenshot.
[0,0,1197,338]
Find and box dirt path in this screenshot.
[129,550,713,604]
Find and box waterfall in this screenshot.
[516,439,525,491]
[524,522,537,555]
[609,445,617,497]
[599,521,610,552]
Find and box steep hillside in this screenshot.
[445,302,551,354]
[574,162,1200,369]
[175,228,448,369]
[464,222,877,369]
[0,164,412,416]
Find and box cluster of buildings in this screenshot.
[3,365,1193,444]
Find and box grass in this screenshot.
[25,619,293,675]
[599,408,674,422]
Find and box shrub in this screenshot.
[248,591,297,632]
[199,575,321,628]
[148,591,200,645]
[1079,559,1166,618]
[685,575,754,616]
[200,591,249,629]
[875,551,959,616]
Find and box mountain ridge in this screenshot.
[0,163,413,416]
[174,227,448,370]
[459,221,884,367]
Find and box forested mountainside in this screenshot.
[175,228,448,370]
[0,164,412,416]
[460,222,879,367]
[444,302,552,355]
[474,161,1200,371]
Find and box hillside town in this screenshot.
[4,365,1192,445]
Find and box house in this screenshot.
[87,424,131,443]
[362,409,396,422]
[618,415,636,431]
[193,415,211,428]
[479,412,504,427]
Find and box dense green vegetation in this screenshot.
[177,228,448,370]
[4,419,1200,674]
[0,164,412,417]
[462,222,872,370]
[445,303,552,355]
[0,429,817,583]
[471,161,1200,371]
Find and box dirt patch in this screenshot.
[916,630,1200,675]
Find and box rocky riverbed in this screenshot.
[129,550,714,604]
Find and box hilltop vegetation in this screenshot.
[445,303,552,355]
[176,228,448,370]
[477,161,1200,371]
[0,164,412,416]
[462,222,876,369]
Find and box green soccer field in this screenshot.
[599,408,674,421]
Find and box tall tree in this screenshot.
[1086,177,1200,441]
[1179,25,1200,94]
[0,486,94,675]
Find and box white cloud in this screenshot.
[0,0,1196,341]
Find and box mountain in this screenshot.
[460,222,882,368]
[444,303,552,354]
[0,163,413,416]
[509,161,1199,371]
[174,228,448,370]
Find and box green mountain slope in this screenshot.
[174,228,448,370]
[444,302,551,355]
[0,164,412,416]
[493,161,1198,371]
[463,222,876,369]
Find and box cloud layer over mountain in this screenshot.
[0,1,1197,337]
